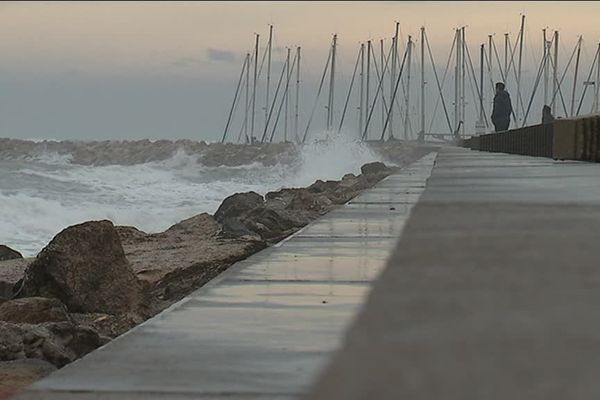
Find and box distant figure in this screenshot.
[491,82,513,132]
[542,105,555,124]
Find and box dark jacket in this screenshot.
[542,107,555,124]
[492,90,513,123]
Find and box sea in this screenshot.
[0,135,382,256]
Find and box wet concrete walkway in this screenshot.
[18,153,437,400]
[308,147,600,400]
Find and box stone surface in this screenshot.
[308,148,600,400]
[0,298,71,325]
[360,161,389,175]
[214,192,264,222]
[16,220,143,315]
[0,245,22,262]
[0,322,24,361]
[116,216,265,308]
[0,258,31,299]
[0,321,102,368]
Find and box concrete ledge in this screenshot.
[17,153,437,400]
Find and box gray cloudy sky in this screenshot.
[1,1,599,141]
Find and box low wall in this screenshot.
[461,114,600,162]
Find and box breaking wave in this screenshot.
[1,135,382,256]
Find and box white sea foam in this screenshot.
[1,136,382,256]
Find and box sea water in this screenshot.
[0,134,382,256]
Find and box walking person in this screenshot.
[542,105,555,124]
[491,82,513,132]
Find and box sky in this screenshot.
[1,1,599,141]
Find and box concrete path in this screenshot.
[17,153,437,400]
[308,147,600,400]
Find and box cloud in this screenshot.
[171,56,205,68]
[206,48,236,63]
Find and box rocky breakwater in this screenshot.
[0,137,432,168]
[0,158,414,398]
[0,138,298,167]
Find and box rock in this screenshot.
[286,189,333,213]
[214,192,264,222]
[0,298,71,324]
[308,180,341,193]
[16,220,143,315]
[0,358,56,400]
[166,213,220,237]
[114,225,147,242]
[0,321,101,367]
[0,245,22,262]
[0,321,103,367]
[0,322,24,361]
[242,206,307,241]
[360,161,389,175]
[0,258,30,299]
[69,312,141,339]
[23,322,102,367]
[218,217,261,240]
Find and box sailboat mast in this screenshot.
[516,15,525,125]
[366,40,371,140]
[359,43,365,137]
[244,52,250,143]
[251,34,259,143]
[380,39,385,132]
[454,29,460,134]
[404,35,412,140]
[390,22,399,139]
[221,55,248,143]
[543,28,548,106]
[570,36,582,117]
[488,35,493,82]
[295,46,301,143]
[553,30,559,115]
[596,42,600,113]
[285,47,290,142]
[461,27,466,137]
[420,27,425,140]
[264,25,273,132]
[327,34,338,131]
[504,33,509,79]
[480,43,485,123]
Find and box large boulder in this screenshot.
[218,218,261,240]
[0,321,103,367]
[242,206,309,241]
[165,213,220,237]
[0,245,22,262]
[285,190,333,213]
[0,298,71,325]
[0,322,23,361]
[214,192,264,222]
[361,161,389,175]
[16,220,143,315]
[267,188,335,213]
[308,180,341,194]
[0,258,30,300]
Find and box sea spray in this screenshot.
[0,137,384,256]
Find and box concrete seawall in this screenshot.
[17,153,437,400]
